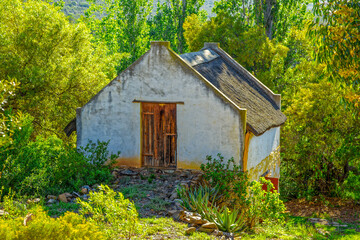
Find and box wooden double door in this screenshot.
[141,103,177,168]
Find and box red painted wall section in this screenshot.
[262,177,279,192]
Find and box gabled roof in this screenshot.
[180,44,286,136]
[65,41,286,137]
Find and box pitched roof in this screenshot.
[180,46,286,136]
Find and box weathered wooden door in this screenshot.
[141,103,177,168]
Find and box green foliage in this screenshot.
[201,154,249,208]
[82,0,152,73]
[177,184,219,212]
[309,0,360,118]
[0,206,106,240]
[78,185,139,239]
[148,0,206,53]
[0,120,117,197]
[183,14,289,90]
[247,178,286,228]
[341,171,360,201]
[179,156,285,232]
[44,202,81,217]
[281,81,360,198]
[0,0,117,139]
[0,188,28,219]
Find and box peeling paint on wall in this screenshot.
[112,157,142,168]
[247,146,280,181]
[177,160,202,170]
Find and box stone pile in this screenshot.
[179,210,224,237]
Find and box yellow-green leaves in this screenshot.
[0,0,117,139]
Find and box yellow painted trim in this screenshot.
[243,131,252,171]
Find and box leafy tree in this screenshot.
[183,13,289,90]
[281,81,360,198]
[0,0,117,139]
[148,0,206,53]
[212,0,311,40]
[82,0,152,72]
[309,0,360,116]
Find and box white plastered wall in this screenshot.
[246,127,280,180]
[77,43,244,169]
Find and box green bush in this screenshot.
[78,185,139,239]
[0,206,106,240]
[247,178,286,228]
[179,155,286,233]
[200,154,249,208]
[0,118,118,197]
[341,171,360,201]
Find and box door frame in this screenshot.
[136,100,183,169]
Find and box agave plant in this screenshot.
[176,184,219,211]
[212,206,246,233]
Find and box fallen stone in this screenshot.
[58,193,69,203]
[308,218,329,225]
[80,188,88,194]
[189,216,206,225]
[198,226,215,233]
[120,169,138,176]
[185,227,196,235]
[27,198,41,204]
[169,191,178,200]
[201,222,217,229]
[0,210,9,216]
[212,230,224,237]
[72,191,80,198]
[167,210,181,219]
[23,213,33,226]
[47,195,57,200]
[330,222,348,227]
[47,199,57,204]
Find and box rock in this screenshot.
[47,195,57,200]
[212,230,224,237]
[198,226,215,233]
[308,218,329,225]
[80,188,88,194]
[189,216,207,225]
[201,222,217,229]
[185,227,196,235]
[330,222,348,227]
[23,213,33,226]
[72,191,80,198]
[111,170,118,177]
[27,198,41,204]
[58,193,69,203]
[167,210,181,219]
[164,169,175,174]
[169,191,178,200]
[47,199,57,204]
[120,169,138,176]
[0,210,9,216]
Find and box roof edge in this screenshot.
[202,42,282,109]
[165,43,248,116]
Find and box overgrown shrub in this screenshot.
[0,118,119,197]
[78,185,139,239]
[340,171,360,201]
[200,154,249,208]
[179,155,286,233]
[0,206,105,240]
[247,178,286,227]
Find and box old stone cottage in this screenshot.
[65,41,286,188]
